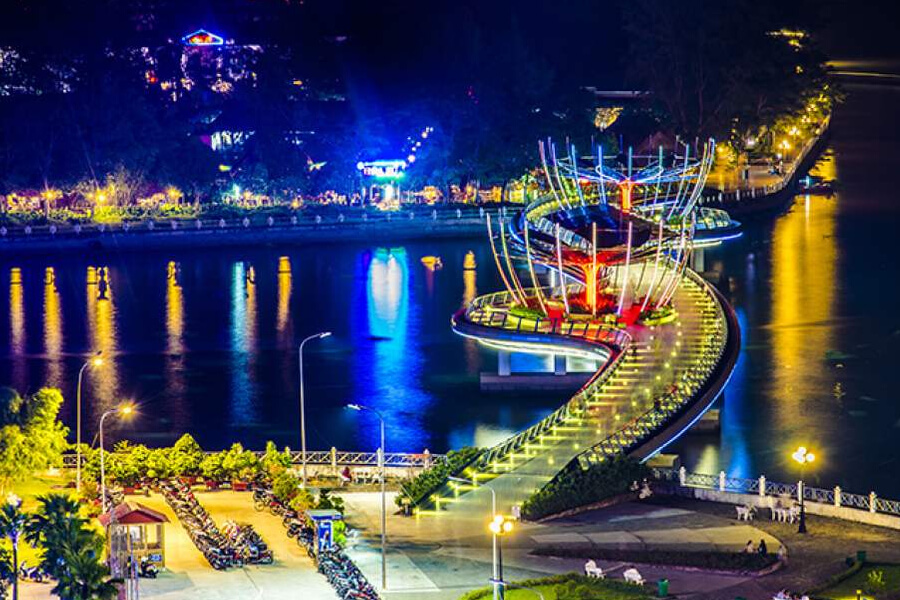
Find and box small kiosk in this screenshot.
[306,509,343,556]
[99,502,169,569]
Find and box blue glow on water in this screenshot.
[230,261,255,425]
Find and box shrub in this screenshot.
[221,443,260,481]
[316,489,345,513]
[272,472,301,503]
[261,441,293,478]
[458,573,652,600]
[397,446,483,508]
[145,448,173,480]
[521,455,649,520]
[170,434,204,477]
[288,488,315,513]
[200,452,226,482]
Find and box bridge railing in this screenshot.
[655,465,900,520]
[475,326,632,469]
[574,268,729,469]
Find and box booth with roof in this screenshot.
[99,502,169,569]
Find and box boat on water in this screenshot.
[421,256,443,270]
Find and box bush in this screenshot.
[532,547,778,572]
[458,573,652,600]
[521,455,649,520]
[316,489,345,513]
[397,446,483,508]
[260,441,293,478]
[221,443,260,481]
[272,472,301,503]
[200,452,226,482]
[146,448,174,479]
[170,434,204,477]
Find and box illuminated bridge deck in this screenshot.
[428,267,737,519]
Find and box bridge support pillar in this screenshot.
[498,351,511,377]
[554,354,566,376]
[692,247,705,272]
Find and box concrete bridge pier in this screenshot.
[692,247,706,272]
[554,354,566,376]
[498,350,511,377]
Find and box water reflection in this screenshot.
[769,181,838,460]
[359,248,427,451]
[43,267,63,386]
[165,261,186,405]
[462,258,479,373]
[277,256,292,341]
[87,266,120,411]
[229,262,257,424]
[9,268,25,390]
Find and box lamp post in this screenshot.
[347,403,387,591]
[299,331,331,488]
[450,476,499,600]
[3,493,23,600]
[76,352,103,493]
[99,404,135,514]
[489,515,515,600]
[792,446,816,534]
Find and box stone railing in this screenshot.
[655,466,900,530]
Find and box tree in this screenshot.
[221,443,259,482]
[200,452,226,482]
[0,388,69,491]
[24,494,100,581]
[260,441,292,479]
[170,434,204,477]
[52,550,118,600]
[623,0,828,140]
[0,497,27,600]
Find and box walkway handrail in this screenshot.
[655,465,900,519]
[573,268,730,469]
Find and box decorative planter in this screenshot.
[204,480,220,491]
[232,480,250,492]
[179,476,198,486]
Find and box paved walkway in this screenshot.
[130,490,335,600]
[341,492,780,599]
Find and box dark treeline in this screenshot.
[0,0,834,201]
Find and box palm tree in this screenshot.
[24,493,98,580]
[0,494,28,600]
[52,550,119,600]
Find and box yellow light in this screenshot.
[92,357,104,367]
[120,404,135,416]
[502,520,513,533]
[807,453,815,463]
[489,521,501,534]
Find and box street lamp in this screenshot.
[347,403,387,591]
[450,476,500,600]
[299,331,331,488]
[99,403,135,514]
[488,515,515,600]
[76,352,103,493]
[3,493,23,600]
[792,446,816,534]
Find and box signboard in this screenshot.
[356,160,407,180]
[182,29,224,46]
[316,520,333,554]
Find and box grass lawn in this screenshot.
[460,573,653,600]
[817,564,900,599]
[4,471,79,566]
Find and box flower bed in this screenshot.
[531,546,779,573]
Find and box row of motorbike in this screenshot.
[253,488,379,600]
[160,480,272,570]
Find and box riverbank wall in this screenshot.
[0,214,487,255]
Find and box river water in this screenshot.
[1,83,899,497]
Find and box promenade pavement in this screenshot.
[342,491,780,599]
[125,490,334,600]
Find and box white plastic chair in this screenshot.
[584,560,604,579]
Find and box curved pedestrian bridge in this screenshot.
[417,262,738,517]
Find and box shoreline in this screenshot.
[0,216,488,255]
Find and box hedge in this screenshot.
[521,455,650,520]
[458,572,652,600]
[532,546,779,572]
[397,446,483,508]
